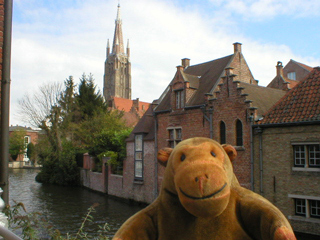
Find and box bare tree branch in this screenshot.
[18,81,63,128]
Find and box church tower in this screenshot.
[103,4,131,103]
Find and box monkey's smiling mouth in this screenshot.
[179,183,227,200]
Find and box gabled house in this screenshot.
[107,105,157,203]
[268,60,313,91]
[252,67,320,237]
[209,68,286,188]
[154,42,285,189]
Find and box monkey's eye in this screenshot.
[211,151,216,157]
[180,154,186,161]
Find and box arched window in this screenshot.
[236,119,243,146]
[220,121,226,144]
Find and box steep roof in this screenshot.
[239,82,286,119]
[127,106,155,141]
[155,55,233,112]
[186,55,233,106]
[259,67,320,125]
[292,59,313,72]
[113,97,150,115]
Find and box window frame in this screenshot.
[220,121,226,144]
[287,72,296,80]
[175,90,185,109]
[289,195,320,221]
[292,143,320,170]
[134,134,144,180]
[236,119,243,146]
[167,127,182,148]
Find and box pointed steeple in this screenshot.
[112,3,124,54]
[104,3,131,102]
[106,39,110,57]
[126,39,130,57]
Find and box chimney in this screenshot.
[276,61,283,77]
[233,42,242,53]
[181,58,190,68]
[176,65,184,71]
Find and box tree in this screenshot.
[9,129,27,161]
[76,73,107,119]
[18,81,63,128]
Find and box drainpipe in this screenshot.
[256,127,263,193]
[249,115,254,191]
[153,112,158,200]
[0,0,13,204]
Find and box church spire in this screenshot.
[112,3,124,54]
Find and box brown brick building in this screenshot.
[154,42,285,189]
[252,67,320,236]
[268,59,312,91]
[9,125,40,162]
[108,43,287,204]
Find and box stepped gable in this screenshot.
[155,55,233,112]
[238,82,286,120]
[185,55,233,106]
[259,67,320,124]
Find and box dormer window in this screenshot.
[175,90,184,109]
[287,72,296,80]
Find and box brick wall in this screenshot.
[229,52,256,85]
[253,124,320,236]
[106,140,156,204]
[211,75,252,189]
[283,61,311,81]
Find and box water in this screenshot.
[8,168,145,238]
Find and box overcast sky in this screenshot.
[11,0,320,126]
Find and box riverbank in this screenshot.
[9,168,144,238]
[9,161,41,169]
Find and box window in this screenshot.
[236,120,243,146]
[134,134,143,180]
[290,195,320,220]
[295,199,306,216]
[24,136,30,147]
[293,144,320,168]
[175,90,184,109]
[287,72,296,80]
[168,128,182,148]
[310,200,320,218]
[220,121,226,144]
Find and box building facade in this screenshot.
[154,42,285,189]
[253,67,320,236]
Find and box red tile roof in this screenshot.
[295,60,314,72]
[259,67,320,125]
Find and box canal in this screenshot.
[8,168,145,238]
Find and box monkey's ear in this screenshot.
[222,144,237,162]
[157,148,173,167]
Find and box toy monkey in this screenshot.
[113,137,296,240]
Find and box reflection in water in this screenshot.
[9,168,144,237]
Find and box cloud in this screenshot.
[10,0,320,126]
[209,0,320,19]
